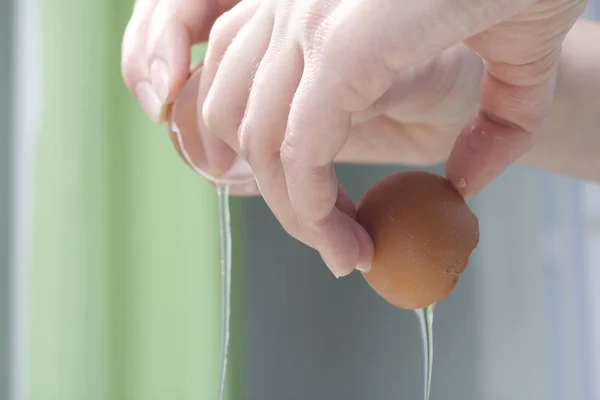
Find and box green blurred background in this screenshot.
[29,0,239,399]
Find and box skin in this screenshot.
[217,21,600,191]
[121,0,594,277]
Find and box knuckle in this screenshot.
[296,7,394,113]
[334,76,376,113]
[281,108,329,168]
[208,13,237,55]
[279,135,302,168]
[486,49,560,87]
[306,207,336,232]
[321,51,396,113]
[462,110,538,160]
[480,49,560,134]
[297,3,332,52]
[238,117,277,165]
[483,73,554,132]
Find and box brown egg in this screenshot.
[356,171,479,310]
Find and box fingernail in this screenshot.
[150,59,170,104]
[356,264,371,273]
[353,225,374,270]
[135,81,163,123]
[321,253,348,279]
[456,178,467,189]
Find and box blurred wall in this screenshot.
[241,165,480,400]
[1,0,14,398]
[240,166,597,400]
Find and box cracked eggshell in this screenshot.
[356,171,479,310]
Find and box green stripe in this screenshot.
[31,0,236,398]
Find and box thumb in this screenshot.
[122,0,240,123]
[445,49,560,198]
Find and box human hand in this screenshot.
[121,0,241,123]
[122,0,587,277]
[166,43,485,278]
[168,45,485,190]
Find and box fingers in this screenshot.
[201,1,270,175]
[282,72,349,222]
[236,36,312,249]
[446,50,560,198]
[236,18,372,275]
[231,23,324,268]
[144,0,212,105]
[251,0,531,252]
[121,0,241,123]
[122,0,163,121]
[200,2,355,274]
